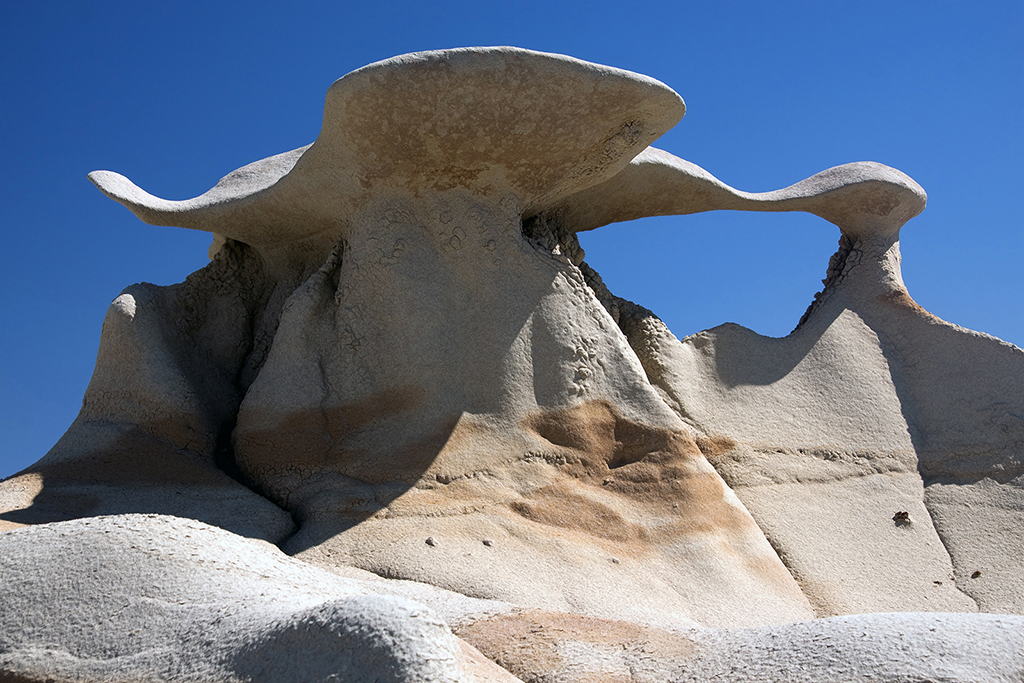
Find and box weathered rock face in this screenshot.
[0,243,295,543]
[1,47,1022,682]
[54,46,816,631]
[0,515,518,683]
[546,146,1024,618]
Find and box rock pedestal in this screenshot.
[1,47,1021,682]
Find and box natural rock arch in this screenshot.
[1,47,1022,682]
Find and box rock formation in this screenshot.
[1,47,1022,682]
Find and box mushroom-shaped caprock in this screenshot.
[539,147,927,240]
[89,47,685,260]
[85,50,817,629]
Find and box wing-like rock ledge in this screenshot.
[5,45,1020,683]
[89,47,685,253]
[544,147,927,238]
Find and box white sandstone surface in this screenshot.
[1,47,1021,682]
[0,514,519,683]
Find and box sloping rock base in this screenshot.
[2,47,1021,682]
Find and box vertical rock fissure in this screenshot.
[921,492,983,610]
[794,234,855,332]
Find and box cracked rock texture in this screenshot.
[1,47,1022,682]
[0,515,517,683]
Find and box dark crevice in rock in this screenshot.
[272,507,306,553]
[578,260,659,338]
[213,415,247,487]
[522,212,663,341]
[522,213,586,267]
[179,239,296,521]
[794,234,856,332]
[522,214,690,427]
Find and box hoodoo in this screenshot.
[2,48,1021,683]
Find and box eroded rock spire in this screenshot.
[2,46,1022,683]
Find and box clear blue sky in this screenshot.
[1,1,1021,479]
